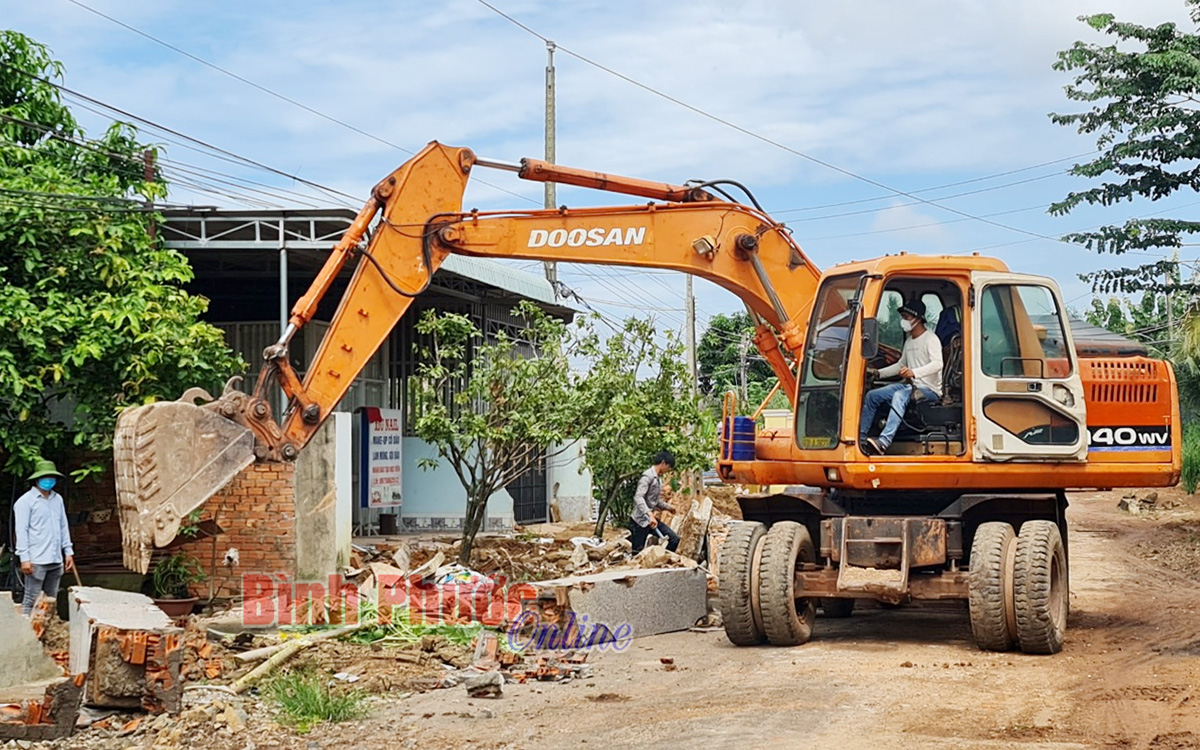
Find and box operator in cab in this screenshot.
[860,298,942,456]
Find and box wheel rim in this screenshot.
[1048,551,1067,631]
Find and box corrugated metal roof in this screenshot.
[439,254,560,307]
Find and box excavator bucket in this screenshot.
[113,388,255,573]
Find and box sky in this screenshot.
[5,0,1198,338]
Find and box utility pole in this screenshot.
[143,149,156,240]
[738,329,750,404]
[685,275,697,394]
[543,41,558,289]
[1166,252,1176,349]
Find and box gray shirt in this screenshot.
[630,466,671,528]
[14,487,73,565]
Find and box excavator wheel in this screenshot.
[968,521,1016,652]
[718,521,767,646]
[1013,520,1069,654]
[757,521,817,647]
[820,598,856,618]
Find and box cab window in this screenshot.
[796,274,862,449]
[980,284,1071,378]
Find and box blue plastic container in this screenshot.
[722,416,757,461]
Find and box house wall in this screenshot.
[392,438,514,533]
[548,440,593,523]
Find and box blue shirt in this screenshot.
[14,487,74,565]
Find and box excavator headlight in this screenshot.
[825,467,841,482]
[692,235,717,259]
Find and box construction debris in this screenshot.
[464,671,503,698]
[523,566,709,645]
[68,587,184,713]
[1118,491,1159,515]
[0,601,86,741]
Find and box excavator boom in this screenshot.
[114,142,819,571]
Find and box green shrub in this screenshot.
[1183,421,1200,494]
[267,670,366,733]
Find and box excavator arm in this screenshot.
[114,141,822,572]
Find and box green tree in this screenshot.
[0,31,242,477]
[410,305,713,563]
[697,312,778,408]
[1084,291,1200,419]
[410,303,592,565]
[575,318,713,536]
[1049,5,1200,297]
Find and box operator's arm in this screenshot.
[909,335,943,379]
[877,345,908,380]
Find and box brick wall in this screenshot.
[180,462,296,599]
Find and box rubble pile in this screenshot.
[1118,490,1183,516]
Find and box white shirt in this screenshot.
[879,328,943,396]
[14,487,74,565]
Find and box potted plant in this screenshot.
[151,552,206,618]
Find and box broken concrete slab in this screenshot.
[68,587,183,713]
[0,599,86,741]
[464,671,503,698]
[523,567,707,645]
[0,674,86,741]
[0,601,62,690]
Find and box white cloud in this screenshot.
[6,0,1195,322]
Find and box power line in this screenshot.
[1,111,342,210]
[59,0,541,207]
[471,0,1071,244]
[770,151,1096,216]
[803,203,1047,242]
[784,173,1064,224]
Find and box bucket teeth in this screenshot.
[113,400,255,573]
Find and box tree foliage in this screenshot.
[1050,3,1200,294]
[1085,290,1200,418]
[410,305,710,563]
[697,312,779,407]
[575,318,713,536]
[0,31,242,477]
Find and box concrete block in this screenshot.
[0,602,61,690]
[526,567,707,644]
[68,587,182,713]
[0,675,85,741]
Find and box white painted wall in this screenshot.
[547,439,593,522]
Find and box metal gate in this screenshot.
[507,452,548,525]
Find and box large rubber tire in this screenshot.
[1013,520,1069,654]
[758,521,817,646]
[968,522,1015,652]
[820,598,856,618]
[718,521,767,646]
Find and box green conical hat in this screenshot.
[27,459,64,481]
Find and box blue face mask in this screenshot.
[36,477,57,492]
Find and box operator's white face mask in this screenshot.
[900,318,915,334]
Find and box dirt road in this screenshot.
[54,490,1200,750]
[334,490,1200,750]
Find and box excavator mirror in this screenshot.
[860,317,879,360]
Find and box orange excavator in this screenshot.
[114,142,1180,654]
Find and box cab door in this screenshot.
[969,273,1087,462]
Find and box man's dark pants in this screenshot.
[629,521,680,553]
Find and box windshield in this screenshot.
[796,274,863,450]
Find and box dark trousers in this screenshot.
[629,520,680,553]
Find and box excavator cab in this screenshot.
[793,263,1088,465]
